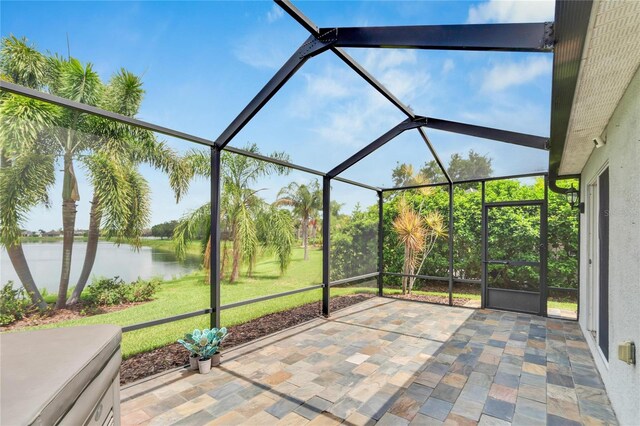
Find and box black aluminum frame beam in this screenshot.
[214,34,333,149]
[277,0,551,179]
[276,0,415,119]
[384,272,480,285]
[423,117,549,150]
[417,127,452,184]
[319,23,554,52]
[381,171,549,192]
[377,191,384,297]
[326,114,548,180]
[327,118,425,178]
[210,146,222,328]
[322,176,331,316]
[0,81,216,147]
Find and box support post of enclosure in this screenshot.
[481,181,487,309]
[448,183,454,306]
[322,177,331,317]
[378,191,384,297]
[540,175,549,316]
[210,146,222,328]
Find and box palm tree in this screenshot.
[0,36,186,308]
[173,144,292,283]
[275,180,322,261]
[392,197,447,294]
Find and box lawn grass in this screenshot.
[10,245,577,358]
[138,238,203,258]
[16,247,340,357]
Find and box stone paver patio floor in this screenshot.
[121,297,617,425]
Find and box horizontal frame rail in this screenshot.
[384,272,481,285]
[333,176,380,192]
[319,22,554,52]
[329,272,379,287]
[485,200,544,207]
[422,117,549,150]
[122,309,212,332]
[0,80,216,147]
[548,287,578,292]
[223,146,326,177]
[122,285,324,333]
[220,284,324,310]
[381,172,549,192]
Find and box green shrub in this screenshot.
[85,277,159,306]
[0,282,33,326]
[129,278,159,302]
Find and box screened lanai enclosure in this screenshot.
[0,0,584,350]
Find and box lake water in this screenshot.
[0,241,201,293]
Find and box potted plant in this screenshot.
[177,328,228,374]
[177,333,201,370]
[209,328,228,367]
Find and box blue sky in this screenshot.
[1,0,555,230]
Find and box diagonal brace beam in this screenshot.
[215,34,332,149]
[327,118,426,178]
[276,0,415,119]
[424,117,549,150]
[319,23,555,53]
[417,128,452,183]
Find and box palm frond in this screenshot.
[121,168,151,247]
[101,69,144,116]
[0,36,47,89]
[83,153,132,240]
[173,202,211,260]
[236,203,258,267]
[0,93,61,155]
[54,58,102,105]
[0,152,55,246]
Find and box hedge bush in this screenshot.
[0,281,33,326]
[84,277,159,306]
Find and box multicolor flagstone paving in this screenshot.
[121,297,617,425]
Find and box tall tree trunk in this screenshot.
[1,153,47,311]
[230,223,240,282]
[57,154,79,309]
[220,239,228,280]
[5,243,48,310]
[68,195,101,305]
[203,236,211,284]
[247,259,253,277]
[302,216,309,261]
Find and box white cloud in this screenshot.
[467,0,554,24]
[459,101,549,135]
[308,51,431,148]
[481,56,551,92]
[442,59,455,74]
[362,49,417,73]
[234,32,291,70]
[305,73,351,100]
[266,4,284,23]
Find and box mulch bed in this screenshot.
[119,294,375,385]
[0,301,144,332]
[387,293,471,306]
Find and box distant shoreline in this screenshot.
[16,236,202,258]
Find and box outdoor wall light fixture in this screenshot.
[566,185,584,212]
